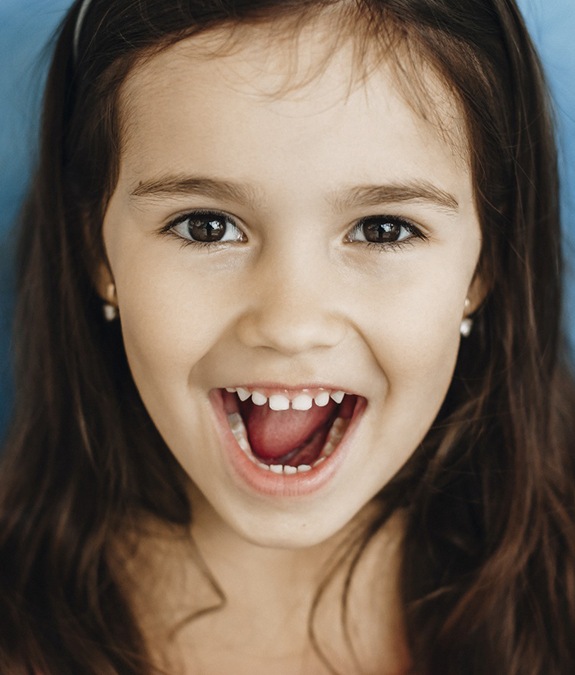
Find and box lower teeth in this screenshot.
[227,412,349,474]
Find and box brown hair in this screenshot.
[1,1,575,673]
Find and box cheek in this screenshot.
[359,289,464,479]
[111,247,229,393]
[358,262,470,410]
[365,271,467,351]
[372,314,460,412]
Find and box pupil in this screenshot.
[363,219,400,243]
[188,216,225,242]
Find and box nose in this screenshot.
[235,247,348,356]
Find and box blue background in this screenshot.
[0,0,574,439]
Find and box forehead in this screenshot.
[119,17,468,156]
[115,17,470,201]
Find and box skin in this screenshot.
[100,19,483,673]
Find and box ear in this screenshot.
[465,272,489,315]
[83,207,115,303]
[94,261,116,306]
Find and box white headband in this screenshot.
[73,0,94,61]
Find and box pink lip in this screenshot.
[208,388,366,497]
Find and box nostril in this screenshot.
[234,298,347,355]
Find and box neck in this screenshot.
[115,501,409,674]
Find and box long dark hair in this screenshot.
[1,0,574,673]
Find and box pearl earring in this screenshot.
[103,283,118,321]
[460,317,473,337]
[460,298,472,337]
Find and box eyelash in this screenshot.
[160,210,427,251]
[160,210,245,249]
[346,215,426,252]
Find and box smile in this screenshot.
[221,386,364,475]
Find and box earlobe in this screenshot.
[460,276,488,337]
[95,264,119,322]
[465,273,489,315]
[102,283,119,322]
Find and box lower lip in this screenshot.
[209,390,366,497]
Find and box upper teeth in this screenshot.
[225,387,347,410]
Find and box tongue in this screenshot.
[241,400,337,460]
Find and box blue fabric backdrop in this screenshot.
[0,0,574,440]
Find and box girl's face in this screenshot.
[102,22,482,548]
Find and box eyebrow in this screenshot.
[332,182,459,213]
[130,176,258,203]
[130,175,459,213]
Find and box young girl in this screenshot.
[1,0,574,673]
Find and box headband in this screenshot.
[73,0,94,62]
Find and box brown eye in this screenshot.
[170,211,244,244]
[348,215,418,245]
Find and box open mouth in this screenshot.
[222,387,363,475]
